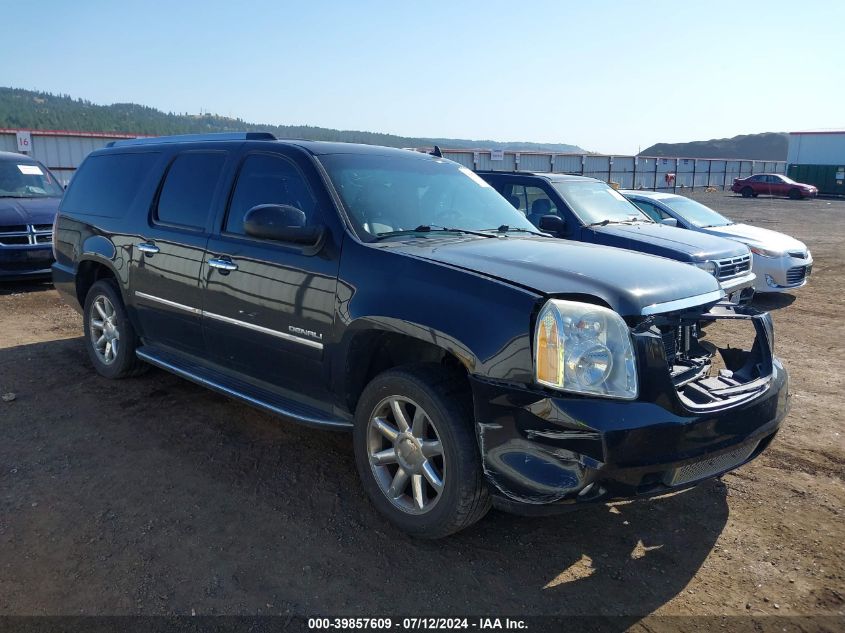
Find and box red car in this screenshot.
[731,173,818,199]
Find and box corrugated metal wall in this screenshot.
[787,132,845,165]
[1,129,789,192]
[1,130,134,186]
[436,149,786,191]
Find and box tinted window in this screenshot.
[155,152,226,229]
[225,154,318,235]
[61,152,160,217]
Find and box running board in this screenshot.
[136,346,352,431]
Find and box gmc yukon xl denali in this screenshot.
[52,133,789,538]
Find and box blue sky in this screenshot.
[1,0,842,154]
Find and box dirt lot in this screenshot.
[0,192,843,628]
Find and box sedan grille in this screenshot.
[0,224,53,246]
[714,254,751,280]
[786,265,809,284]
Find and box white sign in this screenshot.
[16,131,32,153]
[490,149,504,161]
[17,164,43,175]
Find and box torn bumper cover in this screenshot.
[471,303,789,514]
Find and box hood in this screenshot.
[0,196,60,227]
[590,222,749,261]
[702,223,808,254]
[385,236,722,317]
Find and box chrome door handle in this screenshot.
[137,242,160,255]
[208,257,238,272]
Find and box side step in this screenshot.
[136,346,352,431]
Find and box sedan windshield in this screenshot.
[0,160,64,198]
[660,196,733,228]
[552,181,652,225]
[318,153,538,240]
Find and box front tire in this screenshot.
[83,279,147,379]
[353,364,490,538]
[741,187,753,198]
[788,188,802,200]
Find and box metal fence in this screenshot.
[435,149,787,191]
[1,129,138,186]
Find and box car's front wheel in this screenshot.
[741,186,753,198]
[353,364,490,538]
[788,188,802,200]
[83,279,147,379]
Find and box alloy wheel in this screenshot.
[367,396,446,514]
[89,295,120,365]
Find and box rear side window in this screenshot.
[61,152,160,217]
[155,152,227,229]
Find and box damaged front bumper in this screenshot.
[471,303,790,514]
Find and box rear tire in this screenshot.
[353,364,490,538]
[788,188,802,200]
[741,187,753,198]
[83,279,147,379]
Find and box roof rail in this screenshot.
[106,132,277,148]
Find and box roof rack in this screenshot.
[106,132,277,148]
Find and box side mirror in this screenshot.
[538,214,566,236]
[243,204,324,245]
[660,217,678,227]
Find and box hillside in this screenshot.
[640,133,787,160]
[0,87,583,153]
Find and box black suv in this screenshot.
[53,133,789,538]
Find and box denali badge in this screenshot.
[289,326,323,341]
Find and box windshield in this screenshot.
[552,180,652,225]
[0,160,64,198]
[659,196,733,228]
[318,153,538,240]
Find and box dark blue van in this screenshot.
[479,171,756,303]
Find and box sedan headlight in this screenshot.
[750,246,784,258]
[693,260,718,276]
[534,299,638,400]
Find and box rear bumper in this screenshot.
[0,245,54,280]
[471,347,789,513]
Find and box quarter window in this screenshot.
[155,152,226,229]
[225,154,318,236]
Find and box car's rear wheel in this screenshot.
[741,186,753,198]
[83,279,147,379]
[353,364,490,538]
[788,188,802,200]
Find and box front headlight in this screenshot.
[534,299,638,400]
[693,260,718,276]
[750,245,784,258]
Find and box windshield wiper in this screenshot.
[480,225,546,236]
[374,225,495,240]
[586,217,645,227]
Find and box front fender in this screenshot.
[333,240,542,388]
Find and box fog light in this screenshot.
[765,274,777,288]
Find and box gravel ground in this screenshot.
[0,191,842,628]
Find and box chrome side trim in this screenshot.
[135,291,202,315]
[133,291,323,350]
[203,310,323,350]
[135,349,350,430]
[641,289,725,316]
